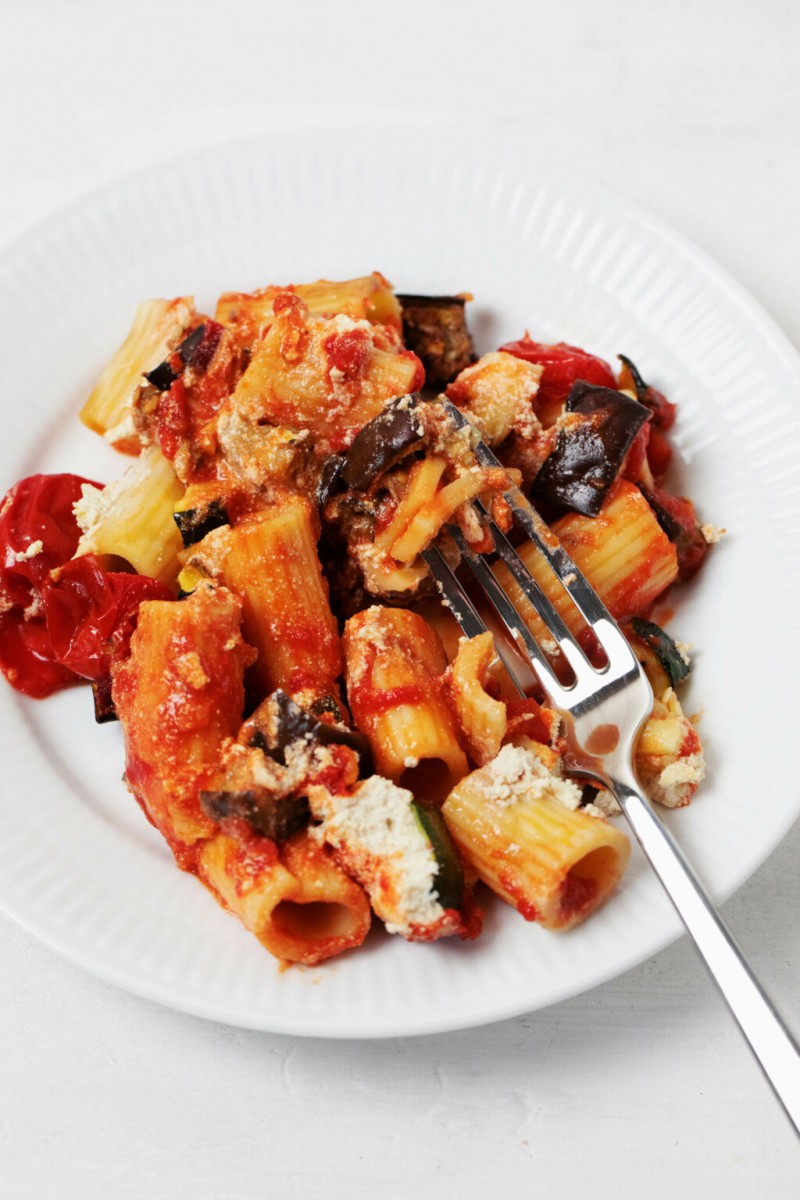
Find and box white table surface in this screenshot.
[1,1,799,1195]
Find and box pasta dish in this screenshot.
[0,272,718,966]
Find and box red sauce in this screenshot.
[559,871,599,922]
[515,898,540,923]
[352,683,426,718]
[324,328,371,379]
[155,379,190,460]
[584,723,619,756]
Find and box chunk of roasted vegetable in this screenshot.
[397,294,475,388]
[623,617,691,694]
[246,689,374,775]
[532,382,651,516]
[199,787,310,841]
[339,394,425,492]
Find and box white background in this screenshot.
[1,0,799,1195]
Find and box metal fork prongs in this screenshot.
[421,397,800,1135]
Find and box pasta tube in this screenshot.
[448,632,508,766]
[215,272,401,346]
[446,350,543,445]
[189,496,343,703]
[73,445,185,586]
[443,740,630,930]
[344,606,468,799]
[225,293,422,448]
[197,829,371,965]
[112,583,254,854]
[80,297,195,451]
[493,479,678,643]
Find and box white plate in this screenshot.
[1,129,799,1038]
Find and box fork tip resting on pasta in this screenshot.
[0,272,719,966]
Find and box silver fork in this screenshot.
[422,397,800,1134]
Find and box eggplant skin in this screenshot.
[532,382,650,517]
[628,617,690,689]
[249,689,374,776]
[173,498,229,548]
[91,678,118,723]
[199,788,310,841]
[397,294,475,388]
[339,394,425,492]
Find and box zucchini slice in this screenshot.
[624,617,690,693]
[411,801,464,911]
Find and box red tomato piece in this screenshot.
[43,554,173,684]
[500,336,617,426]
[0,472,96,603]
[0,611,78,699]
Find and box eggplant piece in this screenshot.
[340,394,425,492]
[317,454,346,508]
[91,677,118,724]
[532,382,651,517]
[142,322,213,392]
[144,359,179,393]
[618,354,676,431]
[173,497,229,548]
[396,294,475,388]
[199,787,310,841]
[641,484,709,580]
[625,617,690,692]
[249,689,374,775]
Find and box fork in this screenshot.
[422,397,800,1134]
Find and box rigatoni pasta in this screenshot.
[0,270,716,971]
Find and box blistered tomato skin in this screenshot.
[0,472,172,699]
[500,336,617,426]
[0,473,100,696]
[43,555,173,684]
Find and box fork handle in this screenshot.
[611,774,800,1135]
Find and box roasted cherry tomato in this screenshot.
[0,473,100,696]
[0,472,173,699]
[0,611,78,699]
[43,554,173,684]
[0,473,94,604]
[500,336,617,426]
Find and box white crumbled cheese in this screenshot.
[23,593,43,620]
[103,410,138,447]
[73,484,112,538]
[701,523,726,545]
[540,636,559,657]
[653,751,705,807]
[328,313,373,335]
[590,788,622,817]
[403,756,419,769]
[479,742,583,812]
[14,540,43,562]
[675,641,693,668]
[309,774,443,935]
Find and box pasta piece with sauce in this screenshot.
[185,496,343,706]
[198,828,371,966]
[344,605,468,801]
[443,740,630,930]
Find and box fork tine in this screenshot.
[421,544,527,697]
[441,525,575,708]
[470,500,597,679]
[441,397,613,630]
